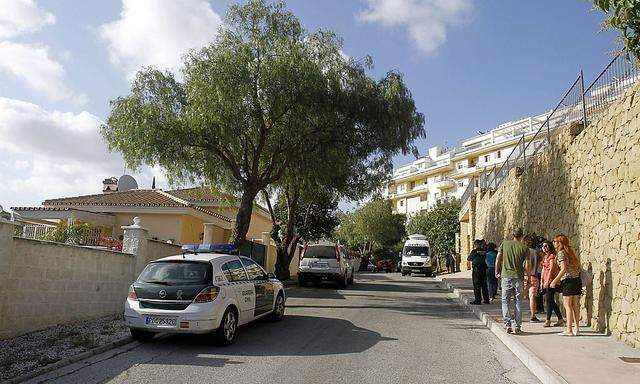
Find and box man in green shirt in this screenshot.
[495,228,531,334]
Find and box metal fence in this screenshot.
[462,49,638,205]
[18,223,55,239]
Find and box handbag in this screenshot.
[580,269,592,287]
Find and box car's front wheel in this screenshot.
[216,308,238,346]
[270,293,285,321]
[130,329,155,342]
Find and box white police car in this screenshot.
[124,244,286,345]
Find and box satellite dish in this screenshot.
[118,175,138,192]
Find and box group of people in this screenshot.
[467,228,582,336]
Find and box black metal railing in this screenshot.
[481,49,637,194]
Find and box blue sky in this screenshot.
[0,0,618,209]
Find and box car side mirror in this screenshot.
[267,272,276,279]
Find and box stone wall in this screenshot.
[469,83,640,347]
[0,217,181,340]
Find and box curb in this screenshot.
[438,277,569,384]
[4,337,137,384]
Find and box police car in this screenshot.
[124,244,286,345]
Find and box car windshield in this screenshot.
[404,246,429,257]
[138,261,211,285]
[304,245,336,259]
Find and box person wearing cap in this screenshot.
[495,228,531,334]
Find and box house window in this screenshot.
[496,150,502,159]
[474,179,479,187]
[410,181,415,190]
[420,194,427,202]
[399,200,404,207]
[457,163,463,170]
[458,182,464,187]
[484,155,490,162]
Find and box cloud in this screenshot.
[0,98,164,207]
[357,0,472,55]
[99,0,223,78]
[0,41,86,104]
[0,0,55,39]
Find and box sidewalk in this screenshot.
[438,270,640,384]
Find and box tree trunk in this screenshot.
[273,188,300,280]
[274,235,299,280]
[232,184,259,245]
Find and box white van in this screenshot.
[400,234,433,276]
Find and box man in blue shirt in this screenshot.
[485,242,498,301]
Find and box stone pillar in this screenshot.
[262,231,276,273]
[202,223,217,244]
[0,216,18,340]
[122,217,149,277]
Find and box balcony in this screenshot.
[433,178,455,190]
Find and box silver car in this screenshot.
[298,242,355,287]
[124,245,285,346]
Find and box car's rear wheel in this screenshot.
[269,293,285,321]
[130,329,155,342]
[216,308,238,346]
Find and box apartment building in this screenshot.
[384,112,549,216]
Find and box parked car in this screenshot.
[376,259,394,273]
[298,241,355,287]
[366,261,376,272]
[124,244,286,346]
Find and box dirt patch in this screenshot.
[0,314,129,381]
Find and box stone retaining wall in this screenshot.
[469,83,640,347]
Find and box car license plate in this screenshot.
[145,316,177,327]
[314,262,329,268]
[412,269,421,272]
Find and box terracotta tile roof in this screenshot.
[165,187,236,202]
[42,189,233,223]
[12,206,72,211]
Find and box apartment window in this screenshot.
[496,150,502,159]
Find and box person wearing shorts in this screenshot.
[550,234,582,336]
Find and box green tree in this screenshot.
[406,199,461,258]
[334,198,406,262]
[593,0,640,59]
[101,0,423,245]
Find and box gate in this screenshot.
[239,240,266,268]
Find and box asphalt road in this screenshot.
[27,273,539,384]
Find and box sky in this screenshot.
[0,0,619,210]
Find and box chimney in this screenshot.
[103,177,118,194]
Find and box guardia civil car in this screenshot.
[124,244,286,345]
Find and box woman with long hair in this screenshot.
[550,234,581,336]
[540,241,564,327]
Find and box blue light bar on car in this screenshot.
[181,243,239,254]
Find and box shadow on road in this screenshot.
[154,315,396,358]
